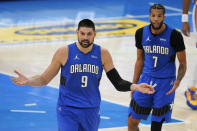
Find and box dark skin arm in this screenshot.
[182,0,191,36]
[166,50,187,95]
[132,49,144,84]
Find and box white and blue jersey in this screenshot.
[57,43,103,108]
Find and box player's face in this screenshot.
[149,9,165,30]
[77,27,96,48]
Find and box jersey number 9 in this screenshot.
[81,76,88,87]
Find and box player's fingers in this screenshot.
[141,84,154,91]
[166,88,175,95]
[141,86,154,94]
[14,70,23,77]
[142,89,153,94]
[10,76,24,84]
[15,80,25,86]
[10,78,19,85]
[147,88,155,94]
[10,77,15,81]
[146,85,154,91]
[10,76,18,82]
[147,89,154,94]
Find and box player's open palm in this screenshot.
[135,83,155,94]
[10,70,28,86]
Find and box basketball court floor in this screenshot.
[0,0,197,130]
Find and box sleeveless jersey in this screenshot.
[57,43,103,108]
[141,25,176,78]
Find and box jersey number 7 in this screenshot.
[153,56,158,68]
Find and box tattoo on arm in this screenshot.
[177,64,186,81]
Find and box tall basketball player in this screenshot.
[127,4,187,131]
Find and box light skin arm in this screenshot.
[182,0,191,36]
[166,50,187,95]
[101,47,115,73]
[11,46,68,87]
[132,49,144,84]
[101,47,154,94]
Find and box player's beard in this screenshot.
[78,39,93,48]
[150,21,163,30]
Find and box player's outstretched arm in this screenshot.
[10,70,51,87]
[102,47,154,94]
[10,46,67,87]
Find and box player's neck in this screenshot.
[151,24,166,35]
[76,42,93,54]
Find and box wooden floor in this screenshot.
[0,33,197,131]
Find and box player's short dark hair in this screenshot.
[150,4,165,15]
[78,19,95,31]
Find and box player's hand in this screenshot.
[10,70,28,86]
[182,22,190,36]
[166,80,180,95]
[131,83,154,94]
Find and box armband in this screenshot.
[106,68,132,91]
[182,14,188,22]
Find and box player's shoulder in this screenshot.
[100,47,112,65]
[170,28,183,38]
[172,29,182,34]
[53,45,69,66]
[53,45,68,59]
[136,27,144,33]
[135,27,144,36]
[57,45,68,53]
[101,47,110,55]
[100,47,112,61]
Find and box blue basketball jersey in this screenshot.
[142,25,176,78]
[57,43,103,108]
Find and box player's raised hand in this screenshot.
[10,70,28,86]
[131,83,154,94]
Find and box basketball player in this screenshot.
[10,19,154,131]
[127,4,187,131]
[182,0,197,110]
